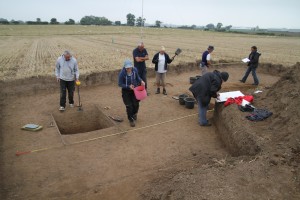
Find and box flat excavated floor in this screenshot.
[0,66,280,199]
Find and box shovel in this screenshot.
[172,48,182,59]
[75,81,82,111]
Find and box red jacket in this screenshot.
[224,95,254,107]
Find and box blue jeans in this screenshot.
[197,95,210,125]
[242,66,259,85]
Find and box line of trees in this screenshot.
[80,16,112,25]
[0,17,75,25]
[205,22,232,32]
[0,15,233,31]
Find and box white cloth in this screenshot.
[206,53,211,61]
[157,54,166,73]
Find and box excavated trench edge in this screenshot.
[0,61,289,156]
[0,61,287,97]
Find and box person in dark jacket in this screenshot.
[240,46,261,85]
[133,42,149,94]
[200,45,214,75]
[189,70,229,126]
[152,46,174,95]
[118,59,145,127]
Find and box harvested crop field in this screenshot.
[0,25,300,81]
[0,25,300,200]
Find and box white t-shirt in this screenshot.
[157,54,166,73]
[206,53,211,61]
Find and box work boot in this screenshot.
[133,114,137,121]
[129,120,135,127]
[155,88,160,94]
[200,122,212,127]
[59,106,65,111]
[163,88,167,95]
[239,80,245,83]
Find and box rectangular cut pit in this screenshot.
[53,105,114,135]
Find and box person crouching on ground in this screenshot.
[118,59,145,127]
[55,50,79,111]
[200,45,214,75]
[152,46,174,95]
[189,70,229,126]
[240,46,261,85]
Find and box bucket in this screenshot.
[134,85,147,100]
[179,94,189,105]
[184,97,195,109]
[190,77,197,84]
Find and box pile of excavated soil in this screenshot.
[258,62,300,162]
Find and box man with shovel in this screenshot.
[55,50,79,111]
[152,46,174,95]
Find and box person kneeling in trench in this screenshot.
[118,59,145,127]
[189,70,229,126]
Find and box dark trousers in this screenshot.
[122,89,140,121]
[242,66,259,85]
[60,79,75,107]
[137,67,147,89]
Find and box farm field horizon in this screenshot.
[0,25,300,81]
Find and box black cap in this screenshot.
[221,72,229,82]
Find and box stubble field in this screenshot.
[0,25,300,81]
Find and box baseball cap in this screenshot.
[124,59,133,69]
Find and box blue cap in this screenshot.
[124,59,133,68]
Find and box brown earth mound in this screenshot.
[140,63,300,199]
[215,62,300,159]
[260,62,300,161]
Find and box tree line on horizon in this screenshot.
[0,14,233,31]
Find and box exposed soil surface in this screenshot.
[0,64,299,200]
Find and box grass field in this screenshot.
[0,25,299,81]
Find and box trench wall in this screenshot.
[0,61,287,97]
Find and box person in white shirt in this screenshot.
[152,46,174,95]
[200,45,214,75]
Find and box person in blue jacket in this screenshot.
[118,59,145,127]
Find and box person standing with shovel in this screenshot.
[152,46,174,95]
[55,50,79,111]
[119,59,145,127]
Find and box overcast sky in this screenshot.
[0,0,299,28]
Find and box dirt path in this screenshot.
[0,66,281,199]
